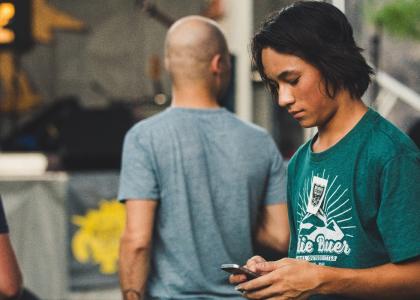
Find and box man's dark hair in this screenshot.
[252,1,374,100]
[408,119,420,149]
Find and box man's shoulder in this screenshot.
[223,111,271,137]
[127,108,274,145]
[235,119,270,136]
[369,113,419,158]
[128,109,173,134]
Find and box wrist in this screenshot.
[122,288,142,300]
[316,265,355,296]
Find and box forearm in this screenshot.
[256,203,289,254]
[0,235,23,300]
[119,238,151,300]
[0,266,22,300]
[256,225,289,254]
[317,259,420,299]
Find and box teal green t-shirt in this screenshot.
[287,108,420,299]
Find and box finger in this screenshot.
[244,284,283,300]
[236,273,272,292]
[254,261,280,273]
[229,274,247,284]
[246,256,266,271]
[279,257,297,263]
[256,257,299,272]
[247,255,266,264]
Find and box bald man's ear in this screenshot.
[210,54,223,74]
[164,56,170,71]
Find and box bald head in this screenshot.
[165,16,229,86]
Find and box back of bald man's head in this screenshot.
[165,16,229,85]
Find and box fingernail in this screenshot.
[235,285,244,292]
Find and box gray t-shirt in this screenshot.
[118,107,287,299]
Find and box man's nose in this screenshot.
[277,86,294,107]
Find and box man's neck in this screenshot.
[171,86,220,109]
[313,98,368,153]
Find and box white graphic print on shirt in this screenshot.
[307,176,328,214]
[295,171,355,265]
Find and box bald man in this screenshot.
[118,16,289,300]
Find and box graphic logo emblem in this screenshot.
[296,171,355,264]
[311,184,325,207]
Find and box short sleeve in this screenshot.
[263,137,288,205]
[118,128,160,202]
[377,153,420,262]
[0,197,9,234]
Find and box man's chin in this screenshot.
[298,120,316,129]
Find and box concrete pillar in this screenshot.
[219,0,253,122]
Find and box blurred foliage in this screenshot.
[370,0,420,40]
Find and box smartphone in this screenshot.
[220,263,260,280]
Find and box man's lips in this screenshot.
[289,110,305,119]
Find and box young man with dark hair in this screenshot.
[230,1,420,299]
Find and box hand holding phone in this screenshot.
[221,263,260,280]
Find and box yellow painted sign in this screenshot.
[72,199,126,274]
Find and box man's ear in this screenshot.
[164,56,170,71]
[210,54,222,74]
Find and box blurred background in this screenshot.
[0,0,419,299]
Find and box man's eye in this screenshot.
[289,77,300,85]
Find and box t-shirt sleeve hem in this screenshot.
[265,181,287,205]
[389,248,420,263]
[264,189,287,204]
[118,194,159,203]
[265,200,287,205]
